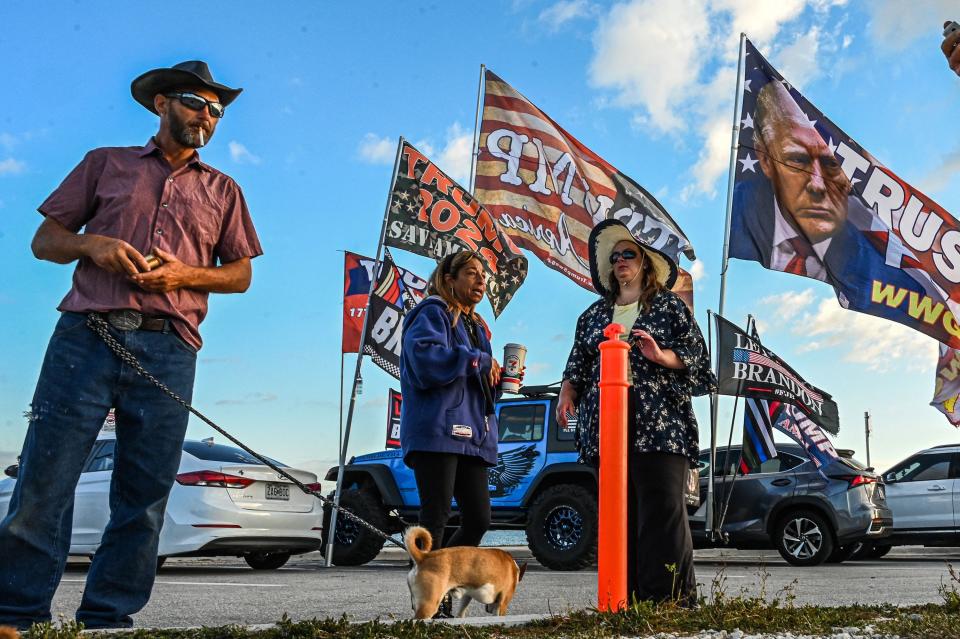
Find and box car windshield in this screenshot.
[182,441,285,467]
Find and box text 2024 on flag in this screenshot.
[715,314,839,435]
[730,38,960,349]
[385,141,527,317]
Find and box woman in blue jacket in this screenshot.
[400,251,501,550]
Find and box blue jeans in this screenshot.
[0,312,197,629]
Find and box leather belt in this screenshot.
[100,310,171,332]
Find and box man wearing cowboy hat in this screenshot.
[0,61,262,630]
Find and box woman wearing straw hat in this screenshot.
[557,219,715,605]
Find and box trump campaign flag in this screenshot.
[385,141,527,317]
[361,249,427,379]
[715,314,839,435]
[342,250,426,353]
[730,38,960,349]
[745,398,840,471]
[474,70,695,292]
[932,344,960,427]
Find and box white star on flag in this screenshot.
[827,137,838,155]
[744,79,752,93]
[741,112,754,130]
[739,153,759,173]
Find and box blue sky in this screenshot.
[2,0,959,479]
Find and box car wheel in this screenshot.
[526,484,597,571]
[321,485,388,566]
[244,551,290,570]
[774,509,834,567]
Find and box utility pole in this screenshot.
[863,411,872,469]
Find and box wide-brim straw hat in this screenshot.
[131,60,242,115]
[588,219,678,295]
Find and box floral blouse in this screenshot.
[562,289,716,467]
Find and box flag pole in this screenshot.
[468,63,486,193]
[708,32,746,538]
[325,137,405,567]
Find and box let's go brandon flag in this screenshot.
[730,38,960,348]
[474,69,695,291]
[385,140,527,317]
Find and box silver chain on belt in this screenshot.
[85,313,405,549]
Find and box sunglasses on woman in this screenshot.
[609,248,640,264]
[165,92,225,118]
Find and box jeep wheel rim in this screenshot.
[336,517,360,545]
[544,505,582,550]
[782,516,823,559]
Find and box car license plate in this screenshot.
[265,483,290,501]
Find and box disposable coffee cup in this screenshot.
[501,343,527,394]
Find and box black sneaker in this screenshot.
[432,593,454,618]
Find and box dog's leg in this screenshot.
[455,594,473,618]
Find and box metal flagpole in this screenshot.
[468,64,486,193]
[864,411,872,469]
[708,32,746,537]
[325,137,405,567]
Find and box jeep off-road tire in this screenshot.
[774,509,835,567]
[321,485,388,566]
[526,483,597,571]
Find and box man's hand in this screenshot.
[942,25,960,76]
[85,236,151,276]
[130,248,195,293]
[489,357,502,388]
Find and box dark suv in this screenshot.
[691,444,892,566]
[323,385,601,570]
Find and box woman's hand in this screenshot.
[557,380,578,427]
[631,328,686,369]
[489,358,502,387]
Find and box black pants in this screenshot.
[407,451,491,549]
[626,451,697,605]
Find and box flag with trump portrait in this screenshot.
[715,313,839,435]
[730,38,960,350]
[384,140,527,317]
[474,69,696,294]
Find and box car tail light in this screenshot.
[305,482,322,493]
[176,471,255,489]
[831,474,877,489]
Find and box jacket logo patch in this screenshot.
[451,424,473,438]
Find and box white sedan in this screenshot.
[0,434,324,570]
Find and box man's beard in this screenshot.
[170,110,212,148]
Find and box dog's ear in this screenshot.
[517,561,528,582]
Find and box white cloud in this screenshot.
[415,123,474,185]
[689,259,707,282]
[589,0,850,199]
[865,0,957,51]
[0,133,16,150]
[357,133,396,164]
[228,141,261,165]
[0,158,25,176]
[539,0,593,31]
[792,296,938,372]
[760,287,816,323]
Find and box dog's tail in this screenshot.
[404,526,432,564]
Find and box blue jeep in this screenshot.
[323,384,598,570]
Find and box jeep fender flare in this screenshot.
[522,462,597,507]
[323,464,403,507]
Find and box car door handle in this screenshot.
[771,478,791,486]
[928,485,947,491]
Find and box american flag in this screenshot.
[733,348,823,402]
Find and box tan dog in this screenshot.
[0,627,19,639]
[404,526,526,619]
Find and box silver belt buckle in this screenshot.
[107,310,142,331]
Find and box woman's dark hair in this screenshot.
[427,251,485,326]
[605,245,664,312]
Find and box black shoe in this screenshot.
[432,593,454,618]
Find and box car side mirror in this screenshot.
[3,464,18,479]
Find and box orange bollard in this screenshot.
[597,322,629,612]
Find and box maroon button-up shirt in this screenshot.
[38,138,263,349]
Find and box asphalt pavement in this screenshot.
[47,546,960,629]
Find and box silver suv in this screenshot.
[859,444,960,557]
[689,444,892,566]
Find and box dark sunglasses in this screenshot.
[165,92,225,118]
[609,248,640,264]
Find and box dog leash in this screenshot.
[85,313,406,550]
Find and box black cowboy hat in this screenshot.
[131,60,242,115]
[588,219,678,295]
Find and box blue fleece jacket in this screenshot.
[399,296,499,466]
